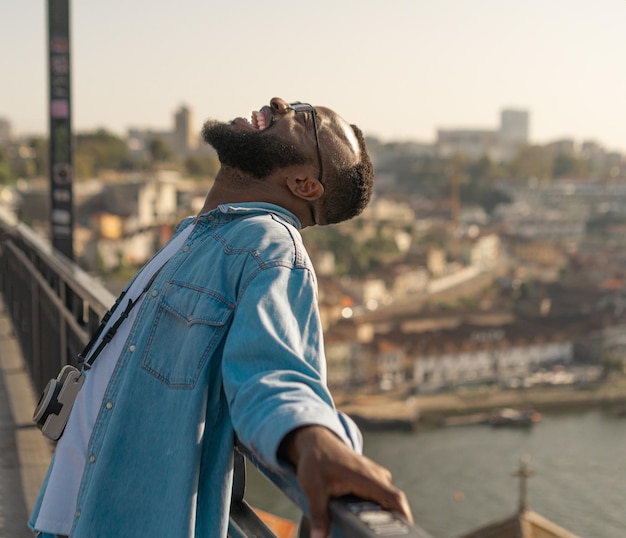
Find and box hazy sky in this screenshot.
[2,0,626,151]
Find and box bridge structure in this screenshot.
[0,205,433,538]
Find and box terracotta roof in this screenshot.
[456,509,580,538]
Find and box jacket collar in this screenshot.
[201,202,302,230]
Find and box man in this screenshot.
[30,97,412,537]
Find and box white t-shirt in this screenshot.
[35,224,195,535]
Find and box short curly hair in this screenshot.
[319,124,374,224]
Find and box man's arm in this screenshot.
[279,425,413,538]
[222,263,412,534]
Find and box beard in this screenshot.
[201,120,308,179]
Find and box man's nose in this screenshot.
[270,97,290,115]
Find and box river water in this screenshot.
[244,410,626,537]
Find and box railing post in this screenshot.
[228,449,277,538]
[31,275,42,392]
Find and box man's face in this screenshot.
[201,107,309,179]
[202,97,371,225]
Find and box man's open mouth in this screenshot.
[250,108,272,130]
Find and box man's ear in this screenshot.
[285,175,324,202]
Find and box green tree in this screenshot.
[4,137,47,180]
[458,157,512,214]
[185,154,219,178]
[149,138,173,164]
[75,129,133,179]
[601,353,624,380]
[510,146,553,183]
[304,224,399,276]
[0,150,11,184]
[553,154,587,178]
[30,137,48,176]
[74,153,95,179]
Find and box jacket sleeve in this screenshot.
[221,264,362,471]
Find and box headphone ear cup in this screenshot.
[57,364,76,384]
[33,378,60,424]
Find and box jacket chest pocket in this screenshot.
[141,283,234,388]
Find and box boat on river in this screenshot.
[488,407,542,427]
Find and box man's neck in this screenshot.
[197,166,316,228]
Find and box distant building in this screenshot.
[469,234,501,269]
[457,458,580,538]
[100,176,178,233]
[127,104,199,158]
[436,107,530,162]
[127,128,174,159]
[499,108,529,161]
[580,140,623,177]
[436,129,499,161]
[364,197,415,223]
[580,140,603,157]
[412,338,574,392]
[545,139,576,156]
[173,105,198,156]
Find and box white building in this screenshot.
[436,129,499,161]
[499,108,529,161]
[436,107,530,162]
[413,340,573,392]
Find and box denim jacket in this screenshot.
[30,203,362,538]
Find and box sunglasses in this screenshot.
[287,102,323,184]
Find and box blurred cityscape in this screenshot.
[1,103,625,400]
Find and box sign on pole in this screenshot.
[48,0,74,260]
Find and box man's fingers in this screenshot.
[344,473,413,523]
[310,528,327,538]
[390,489,414,523]
[309,468,413,534]
[306,487,331,538]
[289,426,414,534]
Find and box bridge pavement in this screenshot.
[0,297,52,538]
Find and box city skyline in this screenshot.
[1,0,626,152]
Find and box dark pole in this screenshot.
[48,0,74,260]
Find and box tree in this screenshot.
[149,138,173,164]
[459,157,512,214]
[553,154,587,178]
[75,129,133,179]
[304,224,399,277]
[601,353,624,380]
[510,146,553,183]
[185,154,219,178]
[0,150,11,184]
[24,137,48,177]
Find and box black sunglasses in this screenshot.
[287,102,323,184]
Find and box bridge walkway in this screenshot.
[0,294,51,538]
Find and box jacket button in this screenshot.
[151,289,158,297]
[183,245,190,252]
[106,401,113,410]
[129,344,136,352]
[89,455,96,463]
[75,510,81,519]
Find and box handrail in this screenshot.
[237,443,433,538]
[0,205,433,538]
[0,205,115,394]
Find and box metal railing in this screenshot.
[0,205,433,538]
[0,206,114,395]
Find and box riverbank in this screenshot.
[336,379,626,430]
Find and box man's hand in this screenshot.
[279,425,413,538]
